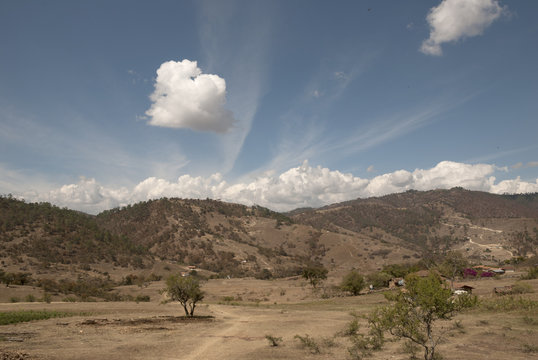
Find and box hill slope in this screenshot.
[1,189,537,280]
[290,188,538,259]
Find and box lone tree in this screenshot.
[301,265,328,289]
[374,272,475,360]
[163,275,204,317]
[340,270,365,296]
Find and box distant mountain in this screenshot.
[1,189,537,280]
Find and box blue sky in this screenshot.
[1,0,537,214]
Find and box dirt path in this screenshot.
[466,236,514,257]
[180,306,256,360]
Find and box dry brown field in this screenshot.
[1,275,537,360]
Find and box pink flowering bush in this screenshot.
[463,268,477,278]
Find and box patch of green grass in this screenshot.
[273,293,388,313]
[0,310,88,325]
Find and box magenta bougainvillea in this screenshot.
[463,268,477,278]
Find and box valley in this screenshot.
[1,188,538,359]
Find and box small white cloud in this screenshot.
[145,59,236,133]
[367,165,375,173]
[311,90,321,98]
[511,162,523,169]
[527,161,538,168]
[406,22,415,30]
[421,0,507,56]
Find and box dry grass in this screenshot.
[0,276,537,359]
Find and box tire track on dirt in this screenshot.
[179,306,254,360]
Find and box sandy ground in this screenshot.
[1,277,537,360]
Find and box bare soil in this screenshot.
[1,276,537,359]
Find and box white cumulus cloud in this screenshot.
[421,0,506,56]
[146,59,236,133]
[16,161,538,215]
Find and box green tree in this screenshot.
[366,271,392,289]
[438,251,468,289]
[341,270,365,296]
[301,265,328,289]
[3,272,15,287]
[373,272,475,360]
[163,275,204,317]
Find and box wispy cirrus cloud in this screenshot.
[464,145,538,164]
[196,0,274,174]
[263,97,451,177]
[259,55,378,175]
[0,108,189,186]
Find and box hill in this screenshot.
[0,195,147,268]
[290,188,538,260]
[1,189,537,283]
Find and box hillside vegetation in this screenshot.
[1,189,537,282]
[291,188,538,257]
[0,195,147,268]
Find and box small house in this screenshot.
[454,285,474,295]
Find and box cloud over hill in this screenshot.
[19,161,538,214]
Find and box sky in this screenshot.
[1,0,537,214]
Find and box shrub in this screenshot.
[522,344,538,353]
[255,268,273,280]
[341,314,360,337]
[341,270,365,296]
[265,334,283,347]
[522,316,538,326]
[301,265,328,289]
[511,282,534,294]
[480,296,538,311]
[463,268,477,278]
[294,334,320,354]
[42,293,52,303]
[135,295,150,302]
[366,271,392,289]
[521,266,538,280]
